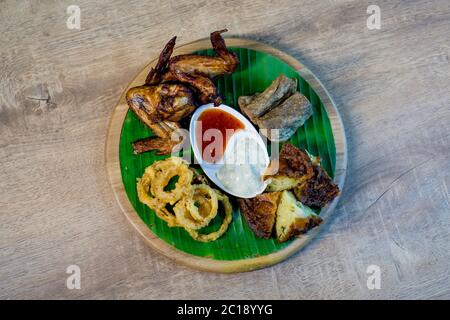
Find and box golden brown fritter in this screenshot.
[294,164,340,208]
[276,191,322,242]
[265,143,339,208]
[238,192,281,239]
[265,143,315,191]
[277,143,315,178]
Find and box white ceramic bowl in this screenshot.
[189,103,269,198]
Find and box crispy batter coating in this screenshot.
[276,191,322,242]
[184,192,233,242]
[277,143,315,178]
[294,164,340,208]
[149,157,193,205]
[265,143,315,191]
[238,192,281,239]
[136,164,180,227]
[174,184,218,230]
[136,157,233,241]
[265,143,339,208]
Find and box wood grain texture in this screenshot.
[1,0,449,298]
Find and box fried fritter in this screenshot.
[184,192,233,243]
[265,143,339,208]
[136,157,233,242]
[276,143,315,178]
[275,191,322,242]
[294,164,340,208]
[238,192,281,239]
[265,143,315,191]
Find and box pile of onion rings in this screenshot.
[137,157,232,242]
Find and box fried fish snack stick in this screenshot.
[238,74,297,121]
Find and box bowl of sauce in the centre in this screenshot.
[189,104,270,198]
[195,107,245,163]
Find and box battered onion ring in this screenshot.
[137,157,231,238]
[186,184,218,221]
[188,196,212,221]
[150,157,193,205]
[154,206,179,227]
[183,193,233,242]
[174,184,218,230]
[136,166,163,210]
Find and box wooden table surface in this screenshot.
[1,0,449,299]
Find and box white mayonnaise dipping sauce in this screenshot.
[216,136,267,198]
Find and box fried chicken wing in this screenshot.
[132,120,185,155]
[126,84,193,155]
[126,30,239,155]
[126,84,195,124]
[167,30,239,78]
[163,29,239,106]
[145,36,176,85]
[171,69,221,105]
[132,124,182,155]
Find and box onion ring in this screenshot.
[173,184,218,230]
[183,193,233,242]
[137,157,232,240]
[150,157,193,205]
[186,184,218,221]
[137,160,180,227]
[136,166,164,210]
[154,206,179,227]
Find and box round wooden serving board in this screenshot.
[105,37,347,273]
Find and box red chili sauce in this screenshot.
[195,108,244,163]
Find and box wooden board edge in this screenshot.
[105,37,347,273]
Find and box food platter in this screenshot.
[106,36,347,273]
